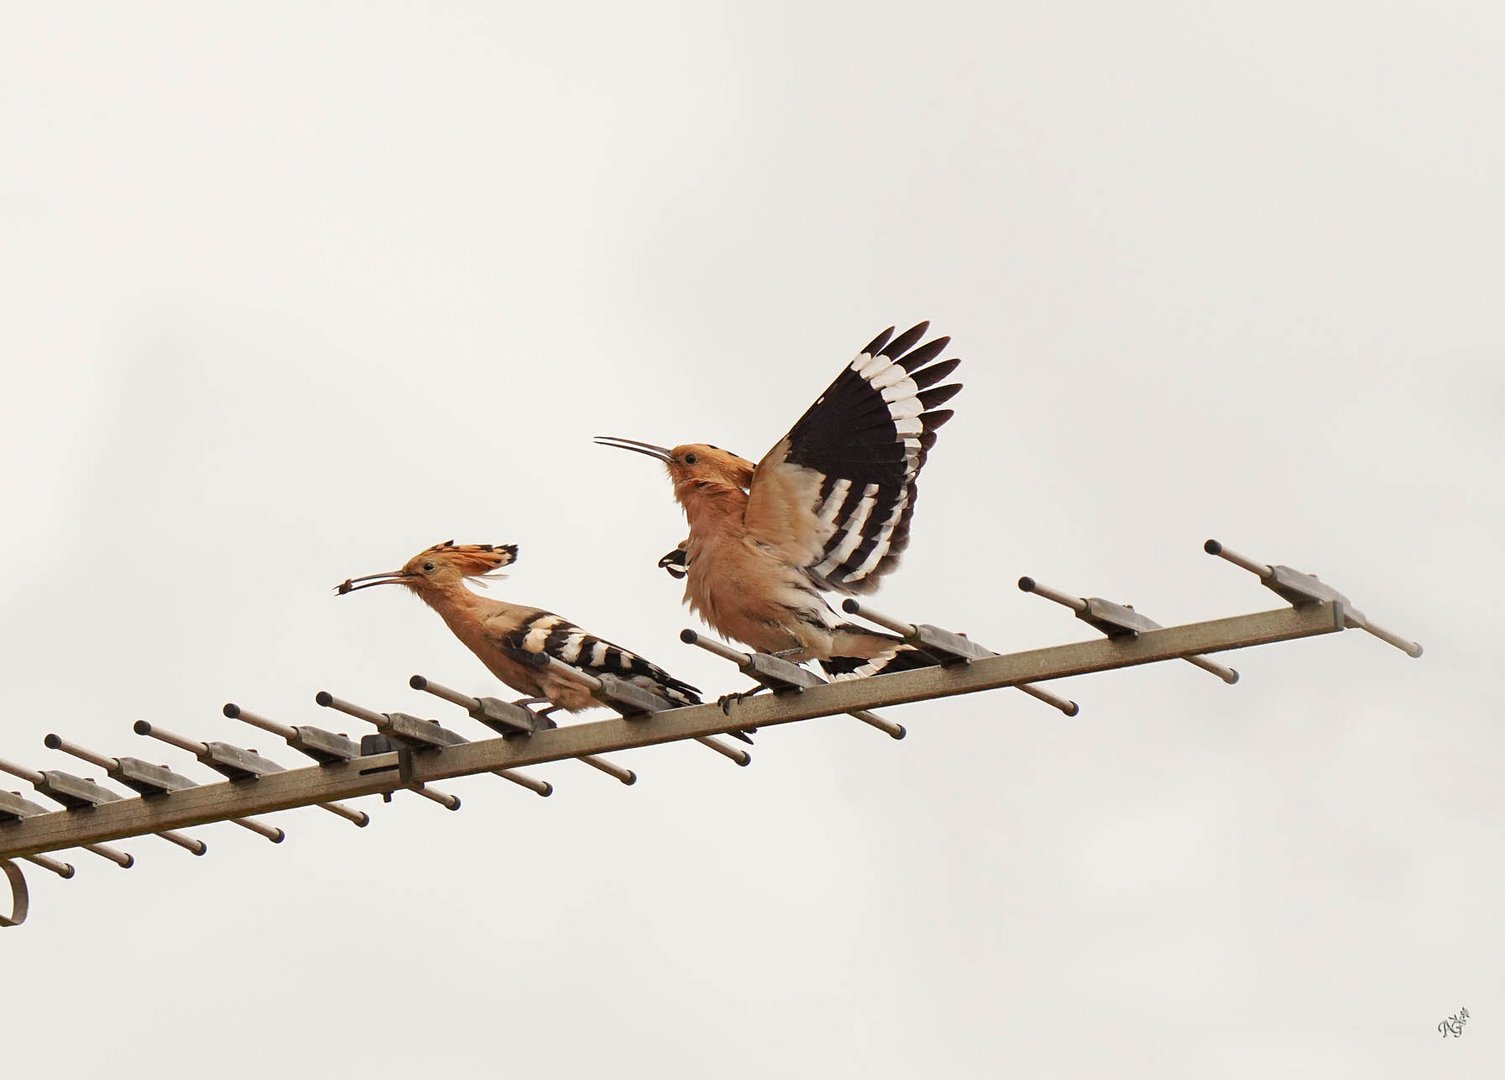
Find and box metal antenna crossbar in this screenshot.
[1017,578,1240,684]
[0,540,1423,927]
[43,733,285,844]
[681,629,908,738]
[525,651,752,766]
[408,676,636,786]
[0,755,202,856]
[838,600,1080,717]
[133,722,369,827]
[0,773,135,869]
[1204,540,1422,657]
[314,691,551,798]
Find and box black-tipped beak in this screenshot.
[594,435,674,463]
[335,570,414,595]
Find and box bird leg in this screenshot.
[657,545,689,580]
[511,696,564,724]
[717,683,768,716]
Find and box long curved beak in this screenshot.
[594,435,674,463]
[335,570,414,595]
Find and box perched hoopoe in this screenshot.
[597,321,961,681]
[337,541,738,730]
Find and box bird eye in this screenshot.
[683,453,698,465]
[422,561,436,572]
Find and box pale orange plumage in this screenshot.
[337,541,704,714]
[597,321,963,678]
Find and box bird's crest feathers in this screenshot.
[415,541,518,583]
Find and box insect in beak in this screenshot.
[335,570,414,595]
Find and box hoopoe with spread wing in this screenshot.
[597,321,961,681]
[337,541,737,730]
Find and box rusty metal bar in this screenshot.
[230,818,286,843]
[681,629,909,738]
[1203,539,1274,580]
[315,691,548,797]
[222,706,296,741]
[133,721,369,827]
[1205,539,1422,658]
[0,758,46,786]
[533,652,752,764]
[82,844,133,868]
[410,783,461,811]
[1017,576,1239,684]
[44,733,282,842]
[29,741,208,862]
[40,735,117,773]
[154,830,207,856]
[410,675,635,785]
[839,598,1080,716]
[0,602,1351,859]
[0,860,27,927]
[22,853,74,879]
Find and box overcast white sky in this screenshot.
[2,3,1501,1077]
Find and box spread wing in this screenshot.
[744,322,961,594]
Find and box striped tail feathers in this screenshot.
[546,640,759,743]
[499,614,754,743]
[745,322,962,596]
[626,665,702,709]
[819,644,938,680]
[818,625,941,681]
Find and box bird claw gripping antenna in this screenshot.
[680,629,910,739]
[0,537,1420,927]
[407,675,636,786]
[523,651,752,766]
[835,601,1082,717]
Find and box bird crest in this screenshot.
[420,540,518,580]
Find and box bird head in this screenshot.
[594,436,754,493]
[336,541,518,597]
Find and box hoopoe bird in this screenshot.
[596,321,961,682]
[337,541,744,734]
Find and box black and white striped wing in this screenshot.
[499,612,702,708]
[745,322,961,595]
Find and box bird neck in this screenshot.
[414,580,487,625]
[675,477,748,527]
